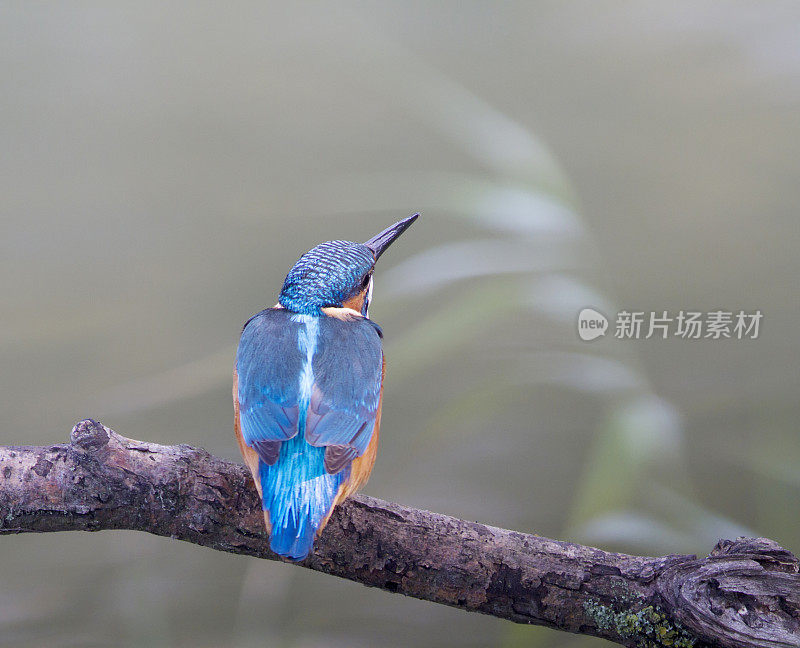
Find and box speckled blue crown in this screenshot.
[279,240,375,314]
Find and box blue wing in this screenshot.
[236,308,303,464]
[306,314,383,473]
[235,308,383,560]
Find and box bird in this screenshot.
[233,214,418,561]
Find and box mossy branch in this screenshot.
[0,419,797,648]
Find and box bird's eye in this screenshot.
[361,273,372,289]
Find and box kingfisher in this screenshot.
[233,214,418,561]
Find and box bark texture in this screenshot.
[0,419,797,648]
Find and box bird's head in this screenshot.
[278,214,418,317]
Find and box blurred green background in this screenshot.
[1,2,798,647]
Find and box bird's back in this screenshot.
[234,307,383,560]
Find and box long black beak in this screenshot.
[364,213,419,261]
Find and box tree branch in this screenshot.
[0,419,797,648]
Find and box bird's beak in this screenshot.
[364,213,419,261]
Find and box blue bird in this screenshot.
[234,214,418,561]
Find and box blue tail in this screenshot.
[259,434,349,561]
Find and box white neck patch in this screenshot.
[365,276,374,318]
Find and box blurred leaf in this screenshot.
[382,237,581,298]
[526,275,613,324]
[386,280,517,383]
[567,396,683,531]
[515,352,645,395]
